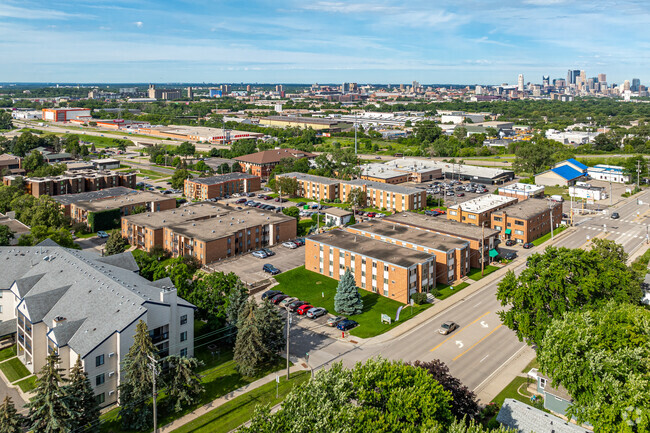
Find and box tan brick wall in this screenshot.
[492,205,562,244]
[185,177,261,201]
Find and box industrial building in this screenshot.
[535,166,586,187]
[345,221,470,284]
[234,149,316,179]
[184,173,261,201]
[498,183,545,201]
[447,195,518,227]
[259,116,352,131]
[305,230,435,304]
[384,212,499,268]
[491,199,562,244]
[138,126,264,144]
[586,164,629,183]
[147,84,182,100]
[42,108,91,122]
[0,244,195,408]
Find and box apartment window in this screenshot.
[468,214,477,220]
[493,216,502,222]
[515,230,524,235]
[95,354,105,367]
[449,210,457,216]
[180,315,188,325]
[96,373,105,386]
[95,393,105,405]
[494,226,502,231]
[515,220,524,226]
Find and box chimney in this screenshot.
[53,316,66,327]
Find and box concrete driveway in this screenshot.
[207,243,305,284]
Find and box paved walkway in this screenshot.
[0,356,31,413]
[159,361,308,433]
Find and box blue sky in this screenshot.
[0,0,648,85]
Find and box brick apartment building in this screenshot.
[3,170,136,198]
[384,212,499,268]
[341,179,426,212]
[233,149,316,179]
[447,195,518,227]
[123,203,296,264]
[0,154,24,175]
[275,172,340,201]
[345,220,470,284]
[184,173,261,201]
[53,186,136,217]
[306,230,435,304]
[491,199,562,244]
[163,210,296,265]
[69,191,176,230]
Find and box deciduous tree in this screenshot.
[171,168,191,190]
[0,226,14,246]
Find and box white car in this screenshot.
[282,241,298,249]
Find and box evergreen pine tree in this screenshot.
[104,230,128,256]
[27,352,78,433]
[119,320,158,431]
[67,356,100,431]
[234,300,269,376]
[164,355,205,412]
[256,300,285,356]
[226,284,249,328]
[334,268,363,315]
[0,396,23,433]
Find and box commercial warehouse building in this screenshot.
[259,116,351,131]
[0,244,195,408]
[384,212,499,268]
[234,149,316,179]
[498,183,545,201]
[586,164,629,183]
[138,125,264,144]
[341,179,426,211]
[491,199,562,244]
[42,108,91,122]
[184,173,261,201]
[345,221,470,284]
[306,230,435,304]
[447,195,518,227]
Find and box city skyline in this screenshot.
[1,0,648,84]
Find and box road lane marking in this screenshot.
[430,311,491,352]
[480,355,489,363]
[480,321,489,328]
[473,345,530,392]
[473,302,482,308]
[456,341,463,348]
[453,323,504,361]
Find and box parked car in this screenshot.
[97,231,109,238]
[294,238,305,246]
[505,239,516,247]
[306,307,327,319]
[262,264,280,275]
[296,304,314,315]
[270,294,288,304]
[503,252,517,260]
[282,241,298,249]
[439,321,458,335]
[523,242,534,249]
[337,319,358,331]
[367,212,376,218]
[457,192,465,197]
[288,301,308,312]
[235,198,247,204]
[261,290,282,300]
[327,316,346,327]
[296,202,306,207]
[251,250,268,259]
[279,297,296,307]
[262,248,275,256]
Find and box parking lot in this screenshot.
[416,180,499,207]
[207,242,306,285]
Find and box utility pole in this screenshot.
[354,112,358,156]
[285,307,291,380]
[148,355,158,433]
[637,159,641,192]
[550,203,554,239]
[481,222,485,277]
[609,180,612,207]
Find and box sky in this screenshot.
[0,0,648,85]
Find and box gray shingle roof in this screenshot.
[496,399,589,433]
[96,252,139,272]
[1,246,195,357]
[49,319,86,347]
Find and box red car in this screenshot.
[296,304,313,315]
[367,212,376,218]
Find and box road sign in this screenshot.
[381,314,392,324]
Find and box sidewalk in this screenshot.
[159,361,308,432]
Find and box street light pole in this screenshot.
[481,222,485,277]
[285,307,291,380]
[550,203,554,239]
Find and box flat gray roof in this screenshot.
[343,179,422,195]
[168,209,294,242]
[448,195,517,213]
[74,191,175,212]
[122,202,231,229]
[349,220,468,252]
[189,172,258,186]
[492,199,558,220]
[277,172,340,185]
[308,229,433,268]
[384,212,499,240]
[52,187,136,206]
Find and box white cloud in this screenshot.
[523,0,566,5]
[0,4,85,20]
[134,21,143,28]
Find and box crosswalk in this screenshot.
[583,226,645,238]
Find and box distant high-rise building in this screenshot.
[246,85,251,92]
[623,80,631,91]
[475,85,483,95]
[220,84,231,94]
[598,73,607,83]
[579,70,586,84]
[399,84,405,92]
[567,69,580,85]
[542,76,550,87]
[631,78,641,92]
[517,74,524,92]
[275,84,283,92]
[554,78,567,88]
[187,87,193,99]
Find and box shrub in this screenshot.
[410,292,428,305]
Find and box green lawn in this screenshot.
[171,371,309,433]
[15,375,37,393]
[0,358,30,383]
[273,266,431,338]
[436,281,470,300]
[521,358,540,374]
[532,226,568,246]
[0,346,17,362]
[491,376,534,407]
[543,186,569,198]
[467,265,500,281]
[99,350,287,433]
